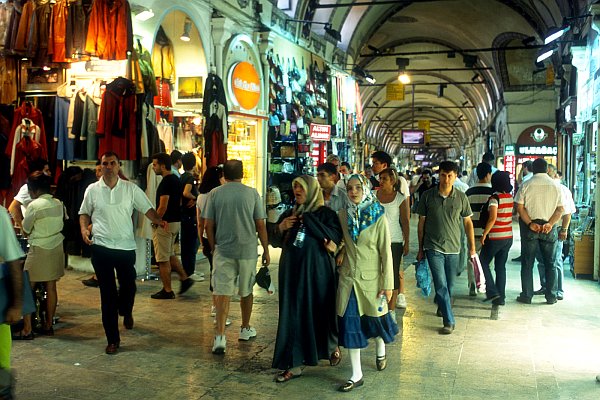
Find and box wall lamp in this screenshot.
[396,58,410,84]
[352,66,376,84]
[285,19,342,42]
[536,43,557,63]
[180,18,192,42]
[132,5,154,21]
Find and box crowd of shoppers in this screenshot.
[4,146,587,392]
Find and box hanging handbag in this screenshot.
[0,263,37,324]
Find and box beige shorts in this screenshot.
[152,222,180,263]
[211,249,258,297]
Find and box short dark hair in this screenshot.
[28,158,48,173]
[522,160,533,172]
[224,160,243,180]
[317,162,337,176]
[532,158,547,174]
[491,171,513,193]
[100,151,120,162]
[27,171,52,194]
[170,150,182,164]
[371,151,392,167]
[181,152,196,171]
[482,151,495,163]
[199,166,223,194]
[152,152,172,170]
[476,162,492,180]
[438,160,459,174]
[341,161,351,170]
[422,169,432,176]
[462,170,468,176]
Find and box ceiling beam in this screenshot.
[314,0,451,9]
[365,106,475,109]
[359,81,488,86]
[360,44,543,58]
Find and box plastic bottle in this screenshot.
[293,223,306,248]
[377,294,387,312]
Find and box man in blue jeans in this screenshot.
[515,158,563,304]
[417,161,476,334]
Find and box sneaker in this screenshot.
[396,294,407,309]
[533,288,545,296]
[190,273,205,282]
[179,278,194,295]
[151,289,175,299]
[82,277,99,287]
[213,318,232,326]
[439,324,455,335]
[239,326,257,341]
[212,335,226,354]
[210,305,216,316]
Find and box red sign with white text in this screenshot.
[503,155,516,194]
[310,123,331,141]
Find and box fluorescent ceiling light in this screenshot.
[544,26,570,45]
[536,49,554,63]
[135,9,154,21]
[365,74,376,84]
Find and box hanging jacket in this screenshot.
[151,26,175,83]
[48,0,68,62]
[28,0,53,66]
[6,102,47,165]
[85,0,132,60]
[66,0,93,59]
[0,1,14,50]
[13,0,34,53]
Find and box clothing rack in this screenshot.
[155,105,202,115]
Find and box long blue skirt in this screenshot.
[338,288,399,349]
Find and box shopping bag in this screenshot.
[415,259,431,297]
[469,254,486,292]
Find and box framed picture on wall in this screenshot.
[19,62,64,93]
[176,76,203,102]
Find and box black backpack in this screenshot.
[479,194,499,226]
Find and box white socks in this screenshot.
[348,348,363,382]
[375,337,386,359]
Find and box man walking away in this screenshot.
[204,160,270,354]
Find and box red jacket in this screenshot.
[85,0,132,60]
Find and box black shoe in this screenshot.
[484,295,500,303]
[546,298,557,305]
[179,278,194,295]
[436,307,443,317]
[516,296,531,304]
[151,289,175,299]
[439,324,455,335]
[376,355,387,371]
[469,283,477,296]
[512,255,522,262]
[533,288,545,296]
[492,298,505,306]
[82,277,99,287]
[105,343,120,355]
[123,315,134,330]
[338,378,364,392]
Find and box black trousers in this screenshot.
[91,245,136,345]
[180,215,199,276]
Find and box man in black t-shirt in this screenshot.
[150,152,193,299]
[180,152,203,280]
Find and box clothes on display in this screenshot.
[151,26,175,84]
[0,57,16,105]
[85,0,132,61]
[6,102,47,171]
[203,73,228,168]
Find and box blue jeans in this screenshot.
[425,250,458,326]
[479,238,513,301]
[520,224,559,301]
[536,240,565,296]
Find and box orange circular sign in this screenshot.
[230,61,261,110]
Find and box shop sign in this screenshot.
[418,119,430,132]
[385,83,404,101]
[530,127,548,142]
[230,61,261,110]
[504,144,515,155]
[503,155,516,192]
[517,145,557,155]
[310,123,331,141]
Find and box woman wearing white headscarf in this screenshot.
[335,174,398,392]
[271,175,343,383]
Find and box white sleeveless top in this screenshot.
[380,192,406,243]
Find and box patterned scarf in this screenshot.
[345,174,385,243]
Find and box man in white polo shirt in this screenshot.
[515,158,563,305]
[79,151,166,355]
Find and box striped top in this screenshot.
[465,183,494,236]
[487,192,514,240]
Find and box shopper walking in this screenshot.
[79,151,166,354]
[316,162,349,213]
[376,168,410,311]
[335,174,398,392]
[203,160,270,355]
[180,152,202,281]
[271,175,342,382]
[479,171,514,305]
[417,161,476,334]
[514,158,563,305]
[17,172,65,339]
[150,152,193,299]
[0,205,25,398]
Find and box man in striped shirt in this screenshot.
[465,163,494,296]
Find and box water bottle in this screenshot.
[377,294,387,312]
[293,223,306,248]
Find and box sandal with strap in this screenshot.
[330,348,342,366]
[274,370,301,383]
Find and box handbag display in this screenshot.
[0,263,37,324]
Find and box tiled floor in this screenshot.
[10,219,600,399]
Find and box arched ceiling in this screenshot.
[276,0,587,158]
